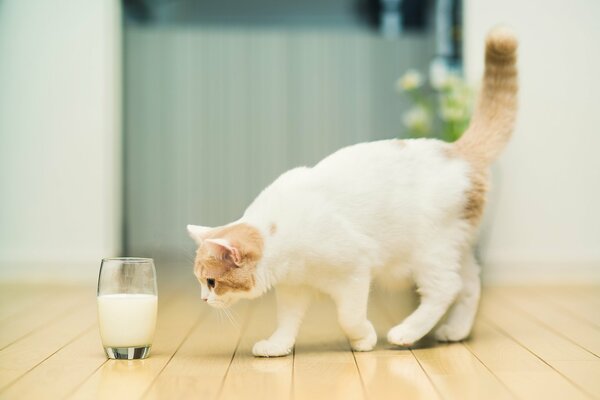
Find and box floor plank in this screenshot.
[0,327,105,400]
[481,292,598,361]
[354,292,441,400]
[0,297,96,390]
[0,286,91,350]
[142,302,250,400]
[480,293,599,398]
[489,287,600,357]
[535,287,600,329]
[464,319,590,400]
[376,289,514,400]
[480,294,600,396]
[413,342,516,400]
[550,359,600,399]
[219,295,293,400]
[0,285,56,322]
[293,294,365,400]
[69,285,204,400]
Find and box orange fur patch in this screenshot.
[195,223,264,295]
[463,170,489,224]
[445,147,489,225]
[453,27,518,168]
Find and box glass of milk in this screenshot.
[97,257,158,359]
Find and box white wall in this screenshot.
[464,0,600,283]
[0,0,122,283]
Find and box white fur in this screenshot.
[215,138,483,356]
[187,224,212,241]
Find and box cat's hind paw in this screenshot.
[434,323,470,342]
[252,339,292,357]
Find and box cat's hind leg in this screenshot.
[434,252,481,342]
[253,285,311,357]
[329,274,377,352]
[387,251,462,347]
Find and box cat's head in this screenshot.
[187,223,264,308]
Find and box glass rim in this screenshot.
[101,257,154,263]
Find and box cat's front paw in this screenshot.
[387,324,421,347]
[252,339,292,357]
[349,323,377,352]
[350,333,377,352]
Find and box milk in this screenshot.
[97,294,157,348]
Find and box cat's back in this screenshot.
[315,138,442,169]
[246,138,472,228]
[310,138,472,220]
[314,138,468,188]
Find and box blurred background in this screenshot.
[0,0,598,284]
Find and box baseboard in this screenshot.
[0,261,99,285]
[481,262,600,285]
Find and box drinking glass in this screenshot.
[97,257,158,359]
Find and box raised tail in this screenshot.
[454,27,518,167]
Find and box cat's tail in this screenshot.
[453,27,518,167]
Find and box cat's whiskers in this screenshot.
[227,307,241,323]
[217,308,225,325]
[222,307,239,330]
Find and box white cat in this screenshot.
[187,27,518,357]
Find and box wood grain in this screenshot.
[219,295,293,400]
[142,302,249,400]
[1,283,598,400]
[293,295,364,400]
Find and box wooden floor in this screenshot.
[0,270,599,400]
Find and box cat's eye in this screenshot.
[207,278,215,289]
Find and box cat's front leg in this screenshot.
[252,285,311,357]
[329,276,377,352]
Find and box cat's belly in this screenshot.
[372,259,415,289]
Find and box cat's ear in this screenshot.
[204,238,243,267]
[187,224,212,245]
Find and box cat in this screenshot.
[187,27,518,357]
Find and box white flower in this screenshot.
[429,58,466,91]
[440,103,467,121]
[396,70,424,92]
[429,59,448,90]
[402,105,431,133]
[439,79,472,122]
[441,74,461,90]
